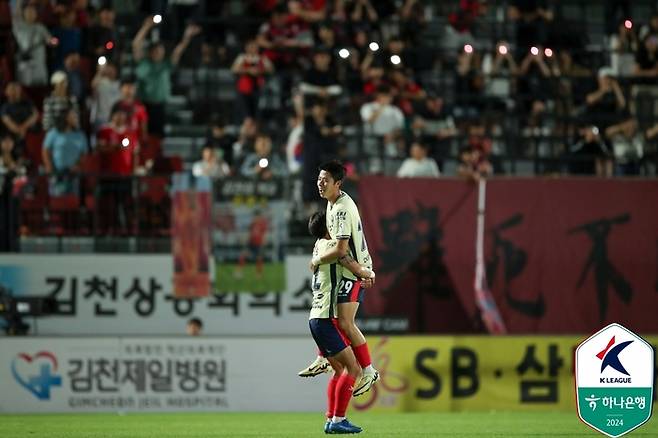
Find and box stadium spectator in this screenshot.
[86,5,117,59]
[62,52,85,103]
[52,7,83,70]
[400,0,426,46]
[111,78,148,143]
[517,45,558,133]
[1,82,39,144]
[344,0,378,28]
[397,141,440,178]
[192,145,231,178]
[240,133,287,179]
[389,68,425,116]
[585,67,627,131]
[302,100,341,203]
[569,125,613,176]
[90,62,120,129]
[605,118,643,175]
[186,317,203,336]
[232,117,259,164]
[633,34,658,78]
[132,18,201,136]
[97,107,138,176]
[632,33,658,120]
[609,18,638,77]
[205,117,236,169]
[508,0,553,53]
[455,42,484,118]
[96,107,138,233]
[444,0,482,53]
[0,134,25,175]
[412,95,457,168]
[42,108,87,195]
[482,41,518,109]
[638,12,658,41]
[360,85,404,173]
[12,0,54,87]
[257,4,313,68]
[43,71,80,132]
[71,0,91,28]
[289,0,327,23]
[300,47,342,100]
[361,58,386,98]
[231,39,275,122]
[457,144,492,181]
[316,23,338,53]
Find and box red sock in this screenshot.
[326,376,339,418]
[333,373,356,417]
[352,343,372,368]
[317,348,324,358]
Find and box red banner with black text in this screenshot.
[358,177,658,334]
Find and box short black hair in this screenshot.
[120,77,135,87]
[308,211,327,239]
[318,160,346,182]
[187,317,203,328]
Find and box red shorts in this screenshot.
[337,277,364,304]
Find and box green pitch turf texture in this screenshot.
[3,412,657,437]
[215,262,285,293]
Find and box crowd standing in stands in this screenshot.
[0,0,657,233]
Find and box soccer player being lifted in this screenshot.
[299,160,379,397]
[307,211,374,434]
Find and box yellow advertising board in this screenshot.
[352,336,658,412]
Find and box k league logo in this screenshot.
[576,323,654,438]
[11,351,62,400]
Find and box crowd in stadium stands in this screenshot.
[1,0,658,233]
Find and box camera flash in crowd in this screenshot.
[153,14,162,24]
[121,138,130,147]
[624,19,632,29]
[369,42,379,52]
[530,46,539,56]
[105,41,114,50]
[97,56,107,66]
[259,158,269,168]
[464,44,473,54]
[544,48,553,57]
[390,54,401,65]
[338,48,350,59]
[498,44,507,55]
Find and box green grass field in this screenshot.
[3,412,657,437]
[215,262,285,292]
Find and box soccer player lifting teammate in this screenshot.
[307,211,375,434]
[299,160,379,397]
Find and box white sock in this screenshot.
[332,416,345,424]
[363,364,375,373]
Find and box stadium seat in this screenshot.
[49,194,80,236]
[19,175,48,235]
[25,131,46,171]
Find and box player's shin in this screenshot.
[332,373,356,422]
[326,375,339,418]
[352,342,373,371]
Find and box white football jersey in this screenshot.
[326,191,372,280]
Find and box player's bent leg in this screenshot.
[337,303,379,397]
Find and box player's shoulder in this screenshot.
[335,191,356,209]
